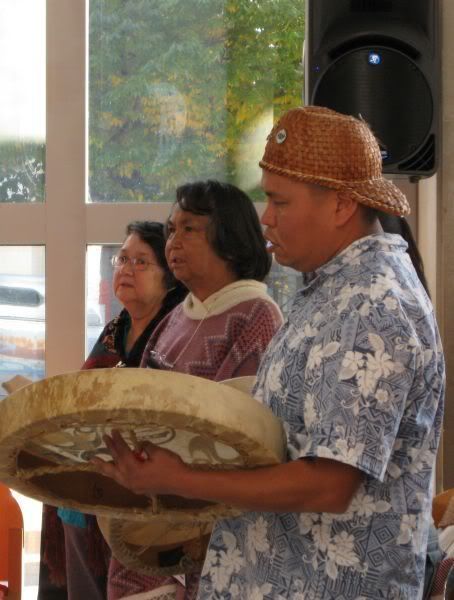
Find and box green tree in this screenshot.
[0,143,45,202]
[89,0,305,202]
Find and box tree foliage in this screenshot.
[89,0,305,202]
[0,144,44,202]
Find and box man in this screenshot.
[95,106,445,599]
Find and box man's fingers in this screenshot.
[102,429,133,463]
[91,456,118,479]
[102,434,118,460]
[91,456,130,490]
[110,428,133,455]
[140,441,157,455]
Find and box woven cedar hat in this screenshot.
[259,106,410,217]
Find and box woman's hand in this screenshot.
[91,429,189,497]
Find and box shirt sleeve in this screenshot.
[291,306,421,482]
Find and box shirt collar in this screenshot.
[298,233,408,293]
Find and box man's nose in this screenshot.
[261,202,275,227]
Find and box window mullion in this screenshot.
[45,0,86,375]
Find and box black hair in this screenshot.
[377,212,431,297]
[125,221,187,301]
[360,205,382,224]
[170,180,272,281]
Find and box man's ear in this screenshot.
[335,191,360,226]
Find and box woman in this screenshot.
[105,180,284,600]
[38,221,187,600]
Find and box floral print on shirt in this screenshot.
[197,234,445,600]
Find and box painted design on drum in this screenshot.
[22,422,242,467]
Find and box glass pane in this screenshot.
[88,0,304,203]
[0,0,46,203]
[86,245,121,356]
[0,247,45,399]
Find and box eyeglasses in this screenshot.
[111,255,158,271]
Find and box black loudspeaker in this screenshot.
[304,0,440,177]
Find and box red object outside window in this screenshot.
[0,483,23,599]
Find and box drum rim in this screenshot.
[0,369,286,520]
[97,513,223,576]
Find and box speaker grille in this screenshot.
[350,0,393,11]
[313,47,433,169]
[398,135,435,172]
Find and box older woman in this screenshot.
[38,221,187,600]
[142,180,282,378]
[84,221,186,369]
[104,180,284,600]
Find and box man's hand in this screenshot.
[91,429,189,497]
[91,430,364,513]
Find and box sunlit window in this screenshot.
[88,0,305,202]
[0,247,45,400]
[86,244,120,355]
[0,0,45,203]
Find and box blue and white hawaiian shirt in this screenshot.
[198,234,445,600]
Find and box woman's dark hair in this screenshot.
[170,180,271,281]
[377,212,431,297]
[125,221,187,302]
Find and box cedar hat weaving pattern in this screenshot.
[259,106,410,217]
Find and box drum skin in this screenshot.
[97,374,266,575]
[0,369,286,523]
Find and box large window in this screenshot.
[88,0,304,202]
